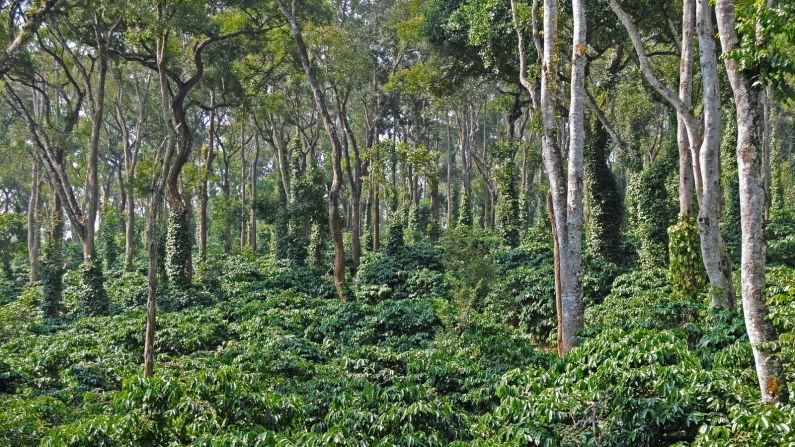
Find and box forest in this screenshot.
[0,0,794,445]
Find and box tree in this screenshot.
[715,0,789,404]
[512,0,587,355]
[608,0,736,310]
[275,0,348,301]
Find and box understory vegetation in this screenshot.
[2,0,795,445]
[2,220,795,446]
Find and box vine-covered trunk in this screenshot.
[715,0,788,403]
[42,192,64,319]
[373,181,380,251]
[166,207,192,289]
[250,134,260,252]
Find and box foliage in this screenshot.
[458,188,473,227]
[477,328,744,446]
[165,208,192,289]
[0,212,26,279]
[768,209,795,266]
[386,193,405,256]
[668,214,708,301]
[485,263,555,340]
[76,258,108,317]
[40,219,64,319]
[357,242,445,300]
[585,118,625,263]
[495,156,520,248]
[407,200,432,243]
[105,270,149,310]
[99,208,121,270]
[626,142,677,267]
[274,178,290,261]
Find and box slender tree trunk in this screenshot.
[277,0,346,300]
[125,188,135,270]
[547,193,563,355]
[678,0,695,216]
[84,28,109,260]
[199,105,215,263]
[513,0,584,355]
[715,0,788,404]
[27,163,40,282]
[696,0,735,310]
[143,194,159,378]
[250,133,260,251]
[373,178,380,251]
[446,120,453,228]
[560,0,587,354]
[240,125,247,252]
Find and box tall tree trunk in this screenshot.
[250,133,260,251]
[696,0,735,310]
[27,163,40,283]
[83,17,110,261]
[608,0,735,309]
[678,0,695,216]
[143,193,159,378]
[446,120,453,228]
[373,177,380,251]
[44,191,64,318]
[124,187,135,270]
[277,0,346,300]
[199,105,215,263]
[513,0,586,354]
[715,0,788,404]
[560,0,587,354]
[240,125,247,252]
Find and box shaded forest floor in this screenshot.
[2,223,795,446]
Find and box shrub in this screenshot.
[485,264,556,340]
[480,328,743,446]
[357,243,444,300]
[105,270,148,310]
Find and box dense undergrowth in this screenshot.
[1,225,795,446]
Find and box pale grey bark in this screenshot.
[695,0,734,310]
[562,0,587,353]
[678,0,695,216]
[511,0,586,354]
[715,0,788,404]
[609,0,735,309]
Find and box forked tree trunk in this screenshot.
[608,0,735,309]
[715,0,788,404]
[512,0,586,354]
